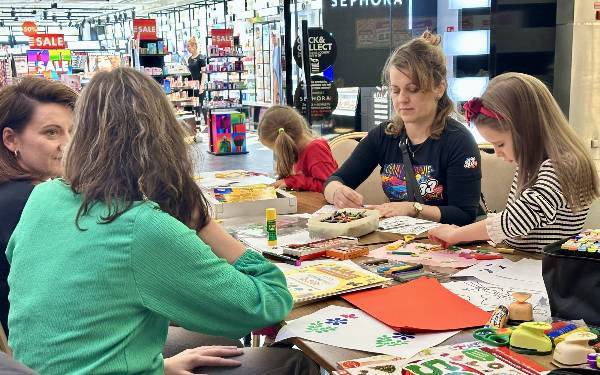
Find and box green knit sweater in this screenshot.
[6,179,293,374]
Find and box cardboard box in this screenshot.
[205,189,297,219]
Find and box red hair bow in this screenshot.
[463,98,501,123]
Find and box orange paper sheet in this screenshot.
[342,277,491,332]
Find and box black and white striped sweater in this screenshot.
[485,159,590,252]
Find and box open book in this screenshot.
[282,260,389,305]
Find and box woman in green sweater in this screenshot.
[6,68,311,374]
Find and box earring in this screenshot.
[13,150,19,159]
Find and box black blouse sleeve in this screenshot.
[438,126,482,225]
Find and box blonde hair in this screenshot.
[64,67,211,230]
[474,72,599,210]
[187,36,197,47]
[258,105,314,178]
[382,31,454,138]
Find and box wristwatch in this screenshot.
[413,202,423,217]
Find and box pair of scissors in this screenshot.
[473,327,511,347]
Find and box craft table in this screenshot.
[284,192,554,373]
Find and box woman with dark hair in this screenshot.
[0,77,77,337]
[324,31,482,226]
[6,68,317,375]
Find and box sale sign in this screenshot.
[29,34,65,49]
[211,29,234,48]
[21,21,37,37]
[133,18,157,40]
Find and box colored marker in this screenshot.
[391,251,414,255]
[262,251,300,266]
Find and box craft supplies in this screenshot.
[308,208,380,238]
[509,322,553,355]
[262,250,300,266]
[213,184,277,203]
[343,277,491,332]
[509,292,534,322]
[359,259,425,282]
[325,246,369,260]
[486,305,509,329]
[560,229,600,257]
[371,242,480,268]
[552,331,597,366]
[473,327,511,347]
[337,355,401,370]
[377,215,440,235]
[282,237,358,261]
[587,353,599,369]
[266,208,277,247]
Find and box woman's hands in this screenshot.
[331,184,364,208]
[428,224,460,248]
[366,202,415,218]
[164,346,243,375]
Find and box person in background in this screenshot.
[258,105,338,193]
[0,77,77,338]
[429,72,599,252]
[323,31,482,225]
[270,31,283,105]
[7,68,318,375]
[187,37,207,120]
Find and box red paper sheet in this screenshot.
[342,277,491,332]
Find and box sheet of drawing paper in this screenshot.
[452,259,545,292]
[342,277,490,332]
[378,216,440,235]
[313,205,337,215]
[275,305,458,358]
[240,230,314,253]
[369,242,479,268]
[443,278,551,321]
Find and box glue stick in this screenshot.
[266,208,277,247]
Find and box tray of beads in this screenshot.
[308,209,380,238]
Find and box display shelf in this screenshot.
[206,70,246,74]
[139,53,169,57]
[208,55,245,59]
[206,88,247,92]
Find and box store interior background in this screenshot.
[0,0,598,174]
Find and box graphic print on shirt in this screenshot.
[381,163,444,202]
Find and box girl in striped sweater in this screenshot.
[429,72,599,252]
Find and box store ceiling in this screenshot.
[0,0,210,25]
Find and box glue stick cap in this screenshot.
[266,208,277,220]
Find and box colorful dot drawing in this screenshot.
[340,313,358,319]
[371,364,398,373]
[325,317,348,326]
[305,321,337,333]
[375,334,410,347]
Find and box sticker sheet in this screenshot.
[369,242,479,268]
[332,341,545,375]
[275,305,459,358]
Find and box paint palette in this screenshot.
[283,237,358,260]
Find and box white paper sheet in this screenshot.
[240,230,314,253]
[378,216,440,235]
[451,259,546,292]
[275,305,459,358]
[442,279,544,312]
[313,205,337,215]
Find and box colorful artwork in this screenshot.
[381,163,444,202]
[370,242,480,268]
[275,305,459,358]
[210,112,246,154]
[281,260,388,305]
[212,184,277,203]
[332,341,546,375]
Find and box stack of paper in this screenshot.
[281,260,389,305]
[378,216,440,235]
[452,259,545,292]
[343,277,490,332]
[275,305,459,358]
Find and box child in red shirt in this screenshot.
[258,106,338,193]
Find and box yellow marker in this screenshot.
[266,208,277,247]
[386,242,403,251]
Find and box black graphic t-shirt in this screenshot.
[326,118,482,225]
[187,55,206,81]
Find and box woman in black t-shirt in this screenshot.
[0,77,77,336]
[324,32,482,226]
[187,37,207,118]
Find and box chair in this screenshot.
[479,148,516,213]
[584,199,600,228]
[329,132,389,205]
[0,324,11,356]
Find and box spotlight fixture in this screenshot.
[67,11,71,19]
[106,15,110,23]
[52,14,57,22]
[32,10,37,15]
[0,20,4,27]
[13,17,18,21]
[131,10,135,19]
[43,10,48,20]
[114,14,118,22]
[51,2,58,9]
[68,20,72,27]
[10,8,15,17]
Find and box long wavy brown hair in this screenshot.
[64,67,211,230]
[258,105,314,178]
[0,77,77,183]
[474,72,599,210]
[382,31,454,139]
